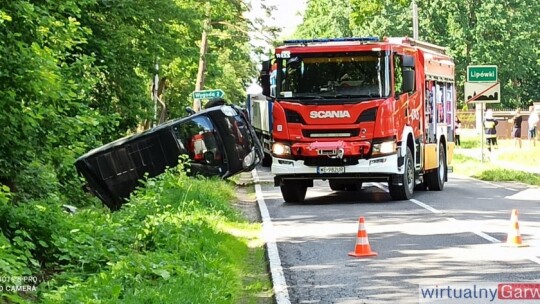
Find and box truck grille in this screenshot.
[302,129,359,138]
[304,157,359,166]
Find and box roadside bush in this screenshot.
[0,187,33,278]
[0,188,68,280]
[0,161,266,303]
[38,165,250,303]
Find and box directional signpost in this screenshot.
[466,65,499,162]
[192,89,224,100]
[192,89,225,112]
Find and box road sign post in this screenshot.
[466,65,499,163]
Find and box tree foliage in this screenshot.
[0,0,263,297]
[295,0,540,109]
[294,0,353,38]
[0,0,256,203]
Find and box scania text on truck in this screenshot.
[257,37,456,203]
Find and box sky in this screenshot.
[247,0,307,47]
[262,0,307,37]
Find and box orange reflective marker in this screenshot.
[348,217,378,258]
[504,209,529,247]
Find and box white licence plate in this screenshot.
[317,166,345,174]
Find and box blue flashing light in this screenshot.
[283,37,379,45]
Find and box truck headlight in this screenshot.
[372,141,396,156]
[272,143,291,156]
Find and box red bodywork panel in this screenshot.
[272,100,393,157]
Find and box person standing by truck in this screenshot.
[484,109,498,152]
[510,109,523,149]
[528,105,539,147]
[455,116,462,147]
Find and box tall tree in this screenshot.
[0,0,257,203]
[347,0,540,108]
[349,0,409,37]
[417,0,540,108]
[294,0,354,38]
[0,0,105,200]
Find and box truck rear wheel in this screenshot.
[280,180,307,203]
[426,143,446,191]
[389,147,414,200]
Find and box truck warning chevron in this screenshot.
[248,37,457,203]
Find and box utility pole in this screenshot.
[194,2,212,112]
[194,17,209,112]
[412,0,419,39]
[153,62,159,126]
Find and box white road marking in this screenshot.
[372,181,540,265]
[252,169,291,304]
[253,173,540,302]
[409,198,443,214]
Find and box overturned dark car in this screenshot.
[75,105,263,210]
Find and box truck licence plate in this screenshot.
[317,166,345,174]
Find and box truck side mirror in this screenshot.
[260,60,271,97]
[402,55,415,68]
[402,69,415,93]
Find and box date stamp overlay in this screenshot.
[0,275,39,293]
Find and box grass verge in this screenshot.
[453,153,540,186]
[1,163,272,303]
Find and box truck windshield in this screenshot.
[276,52,390,101]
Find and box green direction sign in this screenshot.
[192,89,224,99]
[467,65,497,82]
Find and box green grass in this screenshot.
[458,129,540,169]
[454,129,540,185]
[1,163,272,304]
[453,153,540,186]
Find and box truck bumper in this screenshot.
[271,153,401,185]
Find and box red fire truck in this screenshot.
[257,37,456,202]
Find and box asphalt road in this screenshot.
[255,167,540,303]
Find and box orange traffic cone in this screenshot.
[348,217,377,258]
[504,209,528,247]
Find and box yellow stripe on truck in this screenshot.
[447,142,454,166]
[424,143,438,170]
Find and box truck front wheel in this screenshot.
[389,147,414,200]
[280,180,307,203]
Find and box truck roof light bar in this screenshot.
[283,37,379,45]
